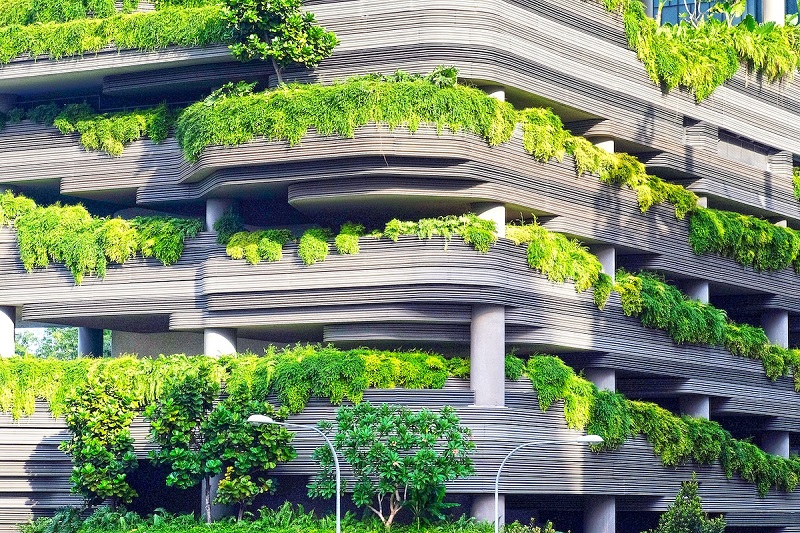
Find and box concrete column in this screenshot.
[592,245,616,282]
[0,94,17,113]
[641,0,654,18]
[470,305,505,406]
[591,137,615,154]
[483,85,505,102]
[762,431,790,459]
[763,0,785,24]
[584,495,615,533]
[472,202,506,238]
[78,328,104,357]
[771,219,788,228]
[205,198,234,233]
[585,368,615,392]
[680,394,710,419]
[696,196,708,209]
[684,280,709,304]
[762,310,789,349]
[204,328,237,357]
[0,306,15,358]
[471,494,504,526]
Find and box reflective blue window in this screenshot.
[789,0,799,15]
[655,0,761,24]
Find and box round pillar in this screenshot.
[762,431,790,458]
[471,494,504,525]
[0,306,15,358]
[584,495,615,533]
[680,394,710,419]
[684,280,709,304]
[483,85,505,102]
[591,137,615,154]
[763,0,785,24]
[205,198,234,233]
[762,310,789,349]
[470,304,505,407]
[471,202,506,239]
[0,94,17,113]
[591,245,616,282]
[585,368,615,392]
[78,328,104,357]
[204,328,237,357]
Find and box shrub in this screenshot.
[297,228,332,265]
[226,229,293,264]
[646,474,726,533]
[213,208,245,245]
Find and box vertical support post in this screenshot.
[761,309,790,457]
[0,94,17,113]
[591,137,615,154]
[592,245,616,283]
[204,328,237,357]
[0,306,15,358]
[584,495,615,533]
[680,395,710,419]
[584,368,615,392]
[762,431,790,459]
[205,198,234,233]
[78,328,104,357]
[483,85,505,102]
[641,0,654,18]
[470,303,505,523]
[763,0,785,24]
[472,202,506,239]
[684,280,710,304]
[696,196,708,209]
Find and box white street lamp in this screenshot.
[248,414,342,533]
[494,434,603,533]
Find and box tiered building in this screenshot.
[0,0,799,531]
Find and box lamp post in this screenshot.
[494,435,603,533]
[247,415,341,533]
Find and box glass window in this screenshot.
[654,0,761,24]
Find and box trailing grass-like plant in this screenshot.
[381,213,498,252]
[176,67,518,161]
[1,191,201,283]
[23,102,175,156]
[600,0,800,100]
[689,207,800,272]
[507,221,613,308]
[527,354,800,496]
[0,5,230,63]
[614,270,800,388]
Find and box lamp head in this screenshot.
[247,414,275,425]
[576,434,604,443]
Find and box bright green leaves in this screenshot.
[226,229,294,264]
[3,191,201,283]
[309,402,475,528]
[381,213,498,252]
[297,227,333,265]
[222,0,338,80]
[689,207,800,272]
[176,70,517,161]
[647,475,726,533]
[60,382,138,506]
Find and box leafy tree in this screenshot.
[14,330,37,356]
[37,327,78,359]
[200,394,296,520]
[309,402,475,529]
[221,0,339,84]
[646,475,725,533]
[145,364,221,523]
[60,383,138,508]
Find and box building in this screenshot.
[0,0,799,531]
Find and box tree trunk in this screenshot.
[204,477,212,524]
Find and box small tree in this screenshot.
[309,402,475,529]
[145,366,221,523]
[60,383,138,508]
[647,474,725,533]
[200,395,296,521]
[222,0,339,84]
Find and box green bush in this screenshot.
[646,474,726,533]
[1,191,200,283]
[335,223,365,255]
[603,0,800,100]
[297,227,332,265]
[226,229,293,264]
[213,208,245,245]
[689,207,800,272]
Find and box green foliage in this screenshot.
[213,208,245,245]
[200,395,295,520]
[603,0,800,100]
[1,191,200,282]
[0,5,229,64]
[646,475,726,533]
[507,221,611,307]
[176,70,518,161]
[60,382,138,506]
[526,354,800,495]
[382,213,497,253]
[335,223,365,255]
[226,229,293,264]
[23,102,174,156]
[614,270,800,387]
[689,207,800,272]
[221,0,338,82]
[309,402,475,528]
[794,167,800,200]
[297,227,332,265]
[0,0,116,26]
[445,354,526,381]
